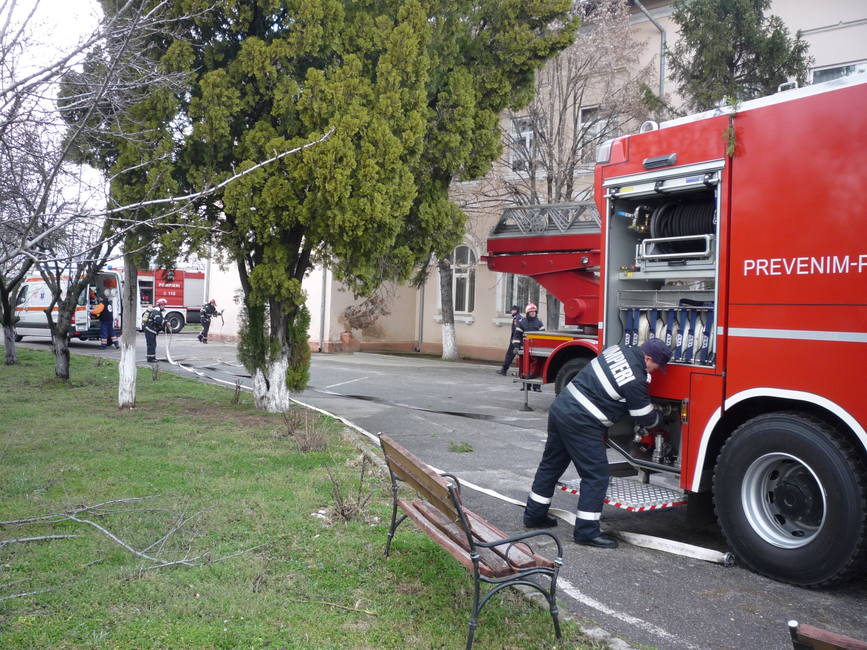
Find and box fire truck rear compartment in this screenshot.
[604,170,720,475]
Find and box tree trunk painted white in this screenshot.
[52,331,70,379]
[441,321,458,361]
[252,355,290,413]
[437,258,460,360]
[3,324,17,365]
[118,259,138,409]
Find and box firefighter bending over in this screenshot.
[142,298,168,363]
[198,299,220,344]
[90,291,118,349]
[523,338,672,548]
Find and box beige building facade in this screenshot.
[206,1,867,361]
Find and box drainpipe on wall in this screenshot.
[204,246,211,302]
[318,268,328,352]
[633,0,666,99]
[415,281,425,352]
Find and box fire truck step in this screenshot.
[558,476,687,512]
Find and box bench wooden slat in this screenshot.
[397,498,483,576]
[791,622,867,650]
[381,435,460,522]
[413,500,514,577]
[463,509,556,570]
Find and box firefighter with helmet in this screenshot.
[499,303,544,388]
[198,299,221,344]
[523,338,672,548]
[142,298,168,363]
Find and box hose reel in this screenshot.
[649,200,716,254]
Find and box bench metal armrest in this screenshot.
[475,529,564,564]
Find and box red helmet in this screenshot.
[525,303,538,313]
[209,299,216,305]
[156,298,168,306]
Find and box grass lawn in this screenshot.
[0,348,605,649]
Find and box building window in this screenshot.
[579,106,607,164]
[811,61,867,85]
[451,244,476,313]
[502,274,540,314]
[510,117,536,172]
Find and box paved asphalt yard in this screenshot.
[20,331,867,650]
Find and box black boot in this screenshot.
[523,496,558,528]
[524,513,558,528]
[574,533,618,549]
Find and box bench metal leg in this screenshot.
[384,482,407,558]
[466,560,482,650]
[547,583,562,639]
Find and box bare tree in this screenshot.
[0,1,326,395]
[0,1,192,379]
[485,0,654,208]
[454,0,653,330]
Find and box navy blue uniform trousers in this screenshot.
[527,395,610,539]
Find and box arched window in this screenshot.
[450,244,476,313]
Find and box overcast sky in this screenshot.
[21,0,101,70]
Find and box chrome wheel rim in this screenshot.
[741,452,826,549]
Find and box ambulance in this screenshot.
[13,267,123,343]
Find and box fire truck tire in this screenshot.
[714,412,867,587]
[554,357,590,395]
[164,312,185,334]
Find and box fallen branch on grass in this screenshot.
[0,496,163,527]
[0,580,88,603]
[2,496,267,573]
[0,534,80,547]
[287,597,377,616]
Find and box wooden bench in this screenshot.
[789,620,867,650]
[380,434,563,650]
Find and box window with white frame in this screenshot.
[510,117,536,172]
[579,105,607,164]
[811,60,867,85]
[501,274,541,314]
[450,244,476,313]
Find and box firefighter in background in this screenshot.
[496,304,521,375]
[197,299,221,344]
[499,303,544,389]
[90,291,118,349]
[523,338,672,548]
[142,298,168,363]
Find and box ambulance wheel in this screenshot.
[14,334,23,342]
[164,312,185,333]
[554,357,589,395]
[714,412,867,587]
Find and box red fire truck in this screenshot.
[486,74,867,587]
[136,268,205,333]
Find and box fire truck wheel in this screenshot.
[554,357,590,395]
[164,312,185,334]
[714,412,867,587]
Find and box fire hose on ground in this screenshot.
[160,333,734,568]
